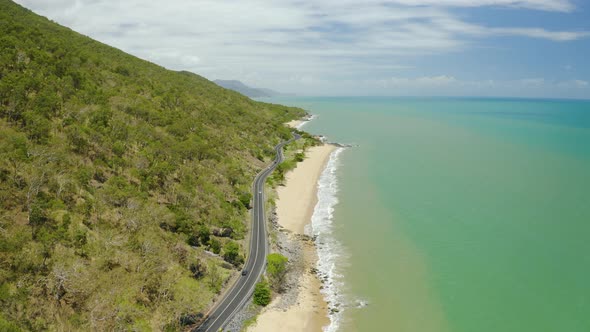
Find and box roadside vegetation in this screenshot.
[266,253,289,291]
[269,131,320,186]
[0,1,306,330]
[251,253,289,308]
[252,279,272,307]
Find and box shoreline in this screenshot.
[285,119,305,129]
[247,142,337,332]
[286,114,315,130]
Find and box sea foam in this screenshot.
[308,147,347,332]
[296,114,317,130]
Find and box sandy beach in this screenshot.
[275,145,335,234]
[247,143,336,332]
[286,119,305,129]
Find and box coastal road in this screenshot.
[195,134,299,332]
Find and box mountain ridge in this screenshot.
[214,79,286,98]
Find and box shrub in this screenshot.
[0,316,20,332]
[189,260,206,279]
[209,238,221,254]
[267,253,288,291]
[222,241,243,266]
[238,192,252,209]
[253,279,271,306]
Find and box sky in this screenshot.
[15,0,590,98]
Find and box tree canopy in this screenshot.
[253,279,272,306]
[267,253,289,291]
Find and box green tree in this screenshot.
[267,253,288,291]
[222,241,242,266]
[294,152,305,162]
[238,192,252,209]
[197,225,211,245]
[28,200,48,238]
[0,129,28,185]
[34,87,60,118]
[253,279,271,306]
[0,315,20,332]
[187,225,210,246]
[22,111,51,143]
[189,260,206,279]
[209,238,221,254]
[66,126,89,154]
[101,175,133,206]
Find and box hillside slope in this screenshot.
[0,1,305,330]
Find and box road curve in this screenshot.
[195,134,299,332]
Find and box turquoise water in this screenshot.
[271,97,590,332]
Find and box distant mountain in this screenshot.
[214,80,285,98]
[259,87,289,96]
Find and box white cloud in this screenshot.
[386,0,575,12]
[492,28,589,41]
[553,79,590,89]
[423,17,588,41]
[13,0,589,97]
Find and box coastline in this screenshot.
[286,115,315,130]
[275,145,336,235]
[286,119,305,129]
[247,143,336,332]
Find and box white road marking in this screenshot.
[200,139,292,331]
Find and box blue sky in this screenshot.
[16,0,590,98]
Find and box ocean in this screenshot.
[270,97,590,332]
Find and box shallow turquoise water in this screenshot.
[270,97,590,332]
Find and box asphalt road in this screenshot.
[195,134,299,332]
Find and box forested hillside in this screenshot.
[0,1,305,330]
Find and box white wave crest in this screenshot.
[309,147,346,332]
[296,114,317,130]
